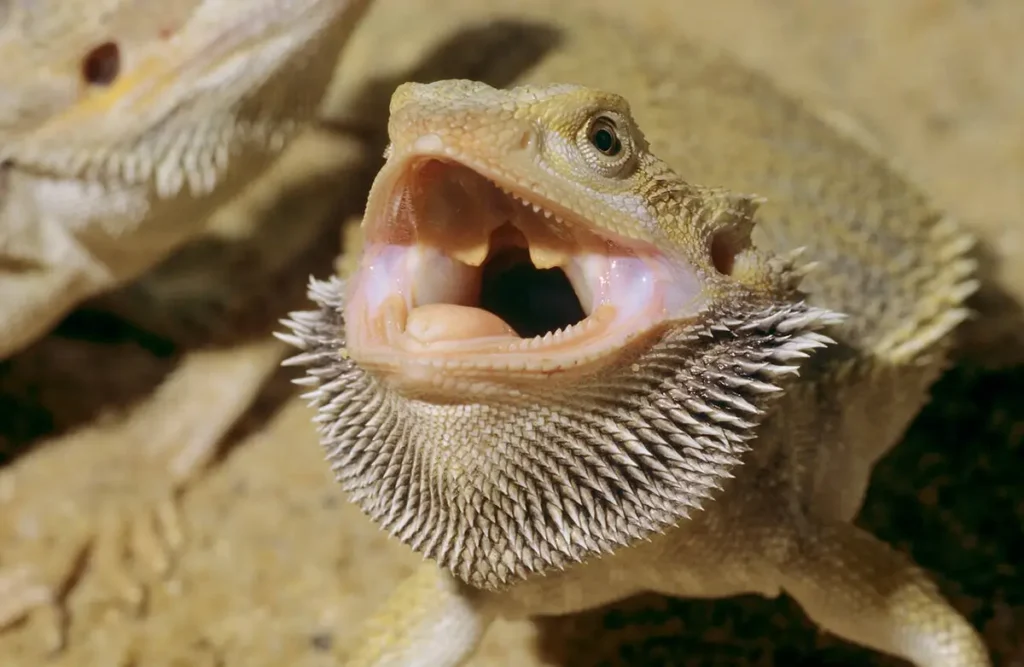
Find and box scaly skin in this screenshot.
[281,8,988,666]
[0,0,370,642]
[0,0,370,357]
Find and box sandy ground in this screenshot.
[1,1,1022,665]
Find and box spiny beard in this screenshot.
[279,274,843,590]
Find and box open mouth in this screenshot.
[343,156,704,383]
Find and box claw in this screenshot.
[0,539,87,654]
[91,511,150,615]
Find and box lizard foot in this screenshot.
[75,338,288,613]
[0,338,286,652]
[0,423,186,653]
[780,521,991,667]
[82,493,186,617]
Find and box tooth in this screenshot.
[563,254,603,315]
[528,245,569,270]
[449,242,490,266]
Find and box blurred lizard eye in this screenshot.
[82,42,121,86]
[587,117,622,156]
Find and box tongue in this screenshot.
[404,304,518,342]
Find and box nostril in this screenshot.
[516,128,533,151]
[82,42,121,86]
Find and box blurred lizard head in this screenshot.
[283,80,842,589]
[0,0,369,195]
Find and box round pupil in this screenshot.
[591,125,619,155]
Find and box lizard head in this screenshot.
[0,0,369,195]
[282,80,843,589]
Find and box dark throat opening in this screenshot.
[478,245,585,338]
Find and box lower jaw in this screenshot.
[345,300,670,396]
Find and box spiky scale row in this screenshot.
[279,275,844,590]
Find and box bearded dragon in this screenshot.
[0,0,371,639]
[0,0,372,355]
[279,10,989,667]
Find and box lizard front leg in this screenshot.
[779,520,990,667]
[345,563,494,667]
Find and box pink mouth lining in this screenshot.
[342,158,705,383]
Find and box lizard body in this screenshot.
[282,6,987,666]
[0,0,370,637]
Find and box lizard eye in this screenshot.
[587,117,622,156]
[579,112,634,178]
[82,42,121,86]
